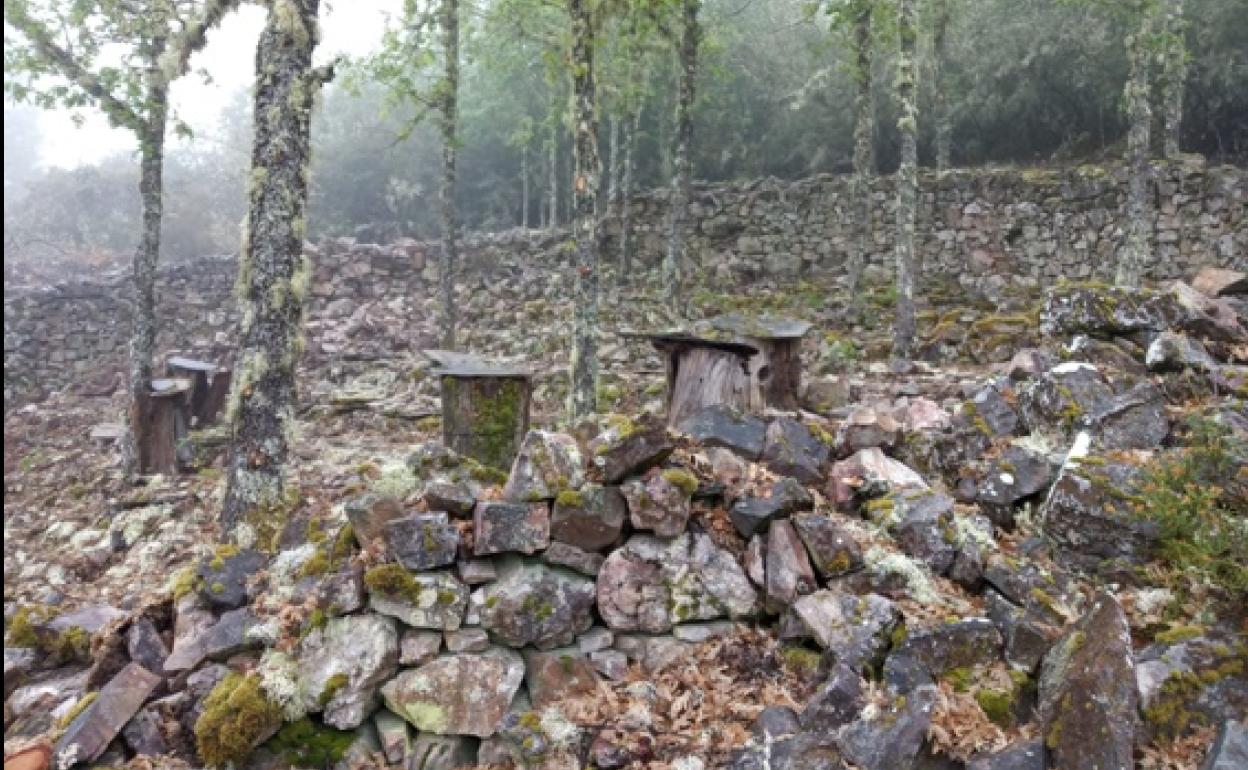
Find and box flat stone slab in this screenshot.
[54,663,162,768]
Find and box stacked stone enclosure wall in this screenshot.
[5,158,1245,406]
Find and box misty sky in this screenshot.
[35,0,401,170]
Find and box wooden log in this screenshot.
[705,314,811,412]
[664,343,760,426]
[136,379,191,475]
[440,374,531,471]
[166,356,230,426]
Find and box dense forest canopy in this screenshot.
[4,0,1246,275]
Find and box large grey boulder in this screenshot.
[299,613,399,729]
[380,648,525,738]
[477,558,596,649]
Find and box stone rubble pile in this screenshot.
[4,270,1247,770]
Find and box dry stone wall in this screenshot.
[4,157,1245,406]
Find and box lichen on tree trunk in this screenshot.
[128,78,169,474]
[222,0,331,536]
[437,0,461,349]
[845,2,874,318]
[1119,7,1155,288]
[893,0,919,361]
[1159,0,1186,159]
[618,103,641,279]
[663,0,699,305]
[931,0,951,173]
[565,0,602,421]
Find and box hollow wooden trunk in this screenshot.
[745,337,803,411]
[440,375,532,471]
[166,357,231,427]
[135,379,191,475]
[664,344,761,426]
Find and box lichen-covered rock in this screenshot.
[836,406,902,454]
[765,520,817,610]
[976,444,1057,525]
[298,614,399,729]
[621,473,691,538]
[676,405,768,461]
[966,380,1022,438]
[785,591,899,670]
[597,533,761,632]
[366,567,469,630]
[409,733,479,770]
[966,738,1045,770]
[423,480,476,518]
[1039,284,1185,336]
[196,548,267,611]
[590,415,676,482]
[889,489,958,575]
[791,513,862,578]
[541,541,606,576]
[761,418,831,485]
[164,607,258,673]
[473,501,550,555]
[400,629,442,667]
[550,484,626,551]
[1039,445,1160,571]
[729,477,813,539]
[503,430,585,502]
[799,663,864,731]
[524,647,600,707]
[836,685,937,770]
[1202,720,1248,770]
[1134,631,1248,742]
[1146,331,1219,373]
[477,558,596,649]
[827,448,927,509]
[1038,592,1137,770]
[344,493,406,547]
[1018,363,1112,437]
[380,648,525,738]
[1170,280,1248,342]
[885,618,1003,686]
[385,512,460,571]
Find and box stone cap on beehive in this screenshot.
[421,349,532,379]
[701,313,813,341]
[621,330,760,357]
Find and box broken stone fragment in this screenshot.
[761,418,830,485]
[456,558,497,585]
[1017,363,1111,438]
[967,380,1022,438]
[299,613,399,729]
[444,628,490,653]
[541,541,605,576]
[621,473,691,538]
[549,483,627,551]
[4,647,38,699]
[477,558,596,649]
[380,648,525,738]
[885,618,1003,688]
[53,663,161,769]
[164,607,258,673]
[836,406,902,454]
[343,493,405,547]
[785,591,898,671]
[1039,283,1185,337]
[791,513,862,578]
[976,443,1056,525]
[590,415,676,482]
[524,647,600,707]
[316,568,367,616]
[503,430,585,502]
[422,479,476,518]
[125,617,169,676]
[889,489,958,575]
[1037,592,1137,770]
[899,397,952,433]
[836,685,937,770]
[473,501,550,555]
[729,477,813,539]
[827,447,927,508]
[596,533,760,632]
[195,548,266,611]
[676,405,767,461]
[385,512,460,570]
[374,708,411,765]
[765,520,817,610]
[400,629,442,666]
[965,738,1045,770]
[367,568,469,630]
[799,663,863,731]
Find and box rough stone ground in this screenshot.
[4,266,1246,770]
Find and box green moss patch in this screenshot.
[194,673,284,767]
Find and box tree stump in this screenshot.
[166,356,232,427]
[705,314,812,411]
[136,378,192,475]
[634,333,762,426]
[423,350,532,471]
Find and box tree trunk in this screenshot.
[566,0,601,421]
[222,0,329,535]
[128,81,169,475]
[548,132,558,228]
[893,0,918,361]
[845,2,874,317]
[1160,0,1185,158]
[663,0,699,304]
[932,0,951,173]
[1120,9,1154,287]
[618,103,641,279]
[520,143,530,227]
[437,0,460,349]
